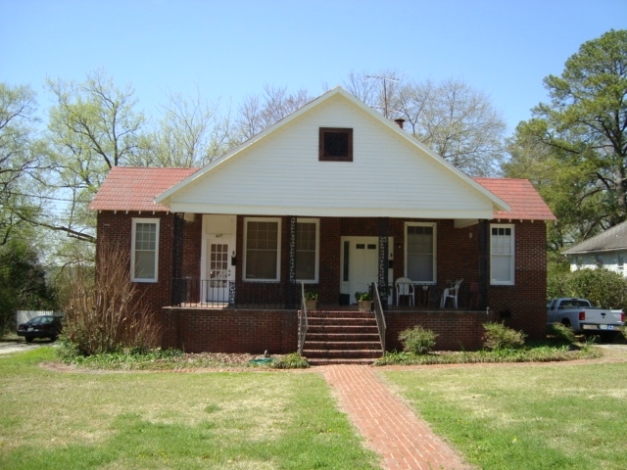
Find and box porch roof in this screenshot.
[90,168,555,222]
[89,167,198,212]
[474,178,556,222]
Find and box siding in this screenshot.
[168,94,495,218]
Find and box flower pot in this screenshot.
[305,299,318,310]
[358,300,372,312]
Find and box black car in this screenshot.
[16,315,63,342]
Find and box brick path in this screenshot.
[322,365,473,470]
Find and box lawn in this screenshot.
[0,347,379,470]
[382,347,627,470]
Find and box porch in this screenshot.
[163,280,493,363]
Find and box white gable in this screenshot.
[157,88,508,219]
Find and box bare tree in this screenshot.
[234,85,312,141]
[344,72,506,176]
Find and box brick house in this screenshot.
[90,87,555,362]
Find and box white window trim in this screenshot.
[490,223,515,286]
[296,218,320,283]
[404,222,437,284]
[131,218,160,283]
[243,217,282,282]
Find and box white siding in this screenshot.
[168,93,496,218]
[570,251,627,277]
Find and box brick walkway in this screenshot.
[322,365,473,470]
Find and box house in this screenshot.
[90,87,556,359]
[563,221,627,277]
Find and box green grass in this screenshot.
[382,351,627,470]
[0,347,377,470]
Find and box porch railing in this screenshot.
[298,282,308,355]
[372,282,387,352]
[172,278,305,309]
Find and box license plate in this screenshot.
[27,327,33,332]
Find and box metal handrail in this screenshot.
[372,282,386,352]
[298,282,309,355]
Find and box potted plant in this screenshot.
[355,291,373,312]
[304,291,319,310]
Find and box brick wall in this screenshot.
[488,221,548,340]
[96,211,175,324]
[97,211,548,351]
[386,311,487,351]
[162,308,298,354]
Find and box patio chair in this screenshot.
[395,277,415,307]
[440,279,463,309]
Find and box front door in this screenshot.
[205,238,235,303]
[340,237,393,304]
[202,215,236,304]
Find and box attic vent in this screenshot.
[319,127,353,162]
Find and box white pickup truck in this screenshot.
[547,298,625,333]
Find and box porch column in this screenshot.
[171,213,185,305]
[286,216,297,309]
[378,217,389,310]
[478,219,489,310]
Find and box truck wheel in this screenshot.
[561,319,571,327]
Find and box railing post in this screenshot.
[287,216,298,309]
[378,218,389,310]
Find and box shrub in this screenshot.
[272,352,309,369]
[60,245,161,357]
[482,322,526,350]
[549,268,627,310]
[547,322,577,344]
[398,326,438,355]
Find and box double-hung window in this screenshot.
[131,218,159,282]
[296,218,319,282]
[405,222,436,283]
[244,218,281,281]
[490,224,515,285]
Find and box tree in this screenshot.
[505,29,627,247]
[133,90,235,167]
[42,70,146,243]
[343,72,506,176]
[233,85,312,142]
[0,239,58,335]
[0,83,44,245]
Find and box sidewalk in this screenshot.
[322,365,472,470]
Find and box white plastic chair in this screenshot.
[395,277,415,307]
[440,279,463,309]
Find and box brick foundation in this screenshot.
[162,308,298,354]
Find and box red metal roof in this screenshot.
[90,168,556,221]
[474,177,556,221]
[89,167,198,212]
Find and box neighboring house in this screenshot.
[563,221,627,277]
[90,87,556,356]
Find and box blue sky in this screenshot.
[2,0,626,135]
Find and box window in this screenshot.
[405,223,436,283]
[296,218,319,282]
[244,218,281,281]
[319,127,353,161]
[131,218,159,282]
[491,224,515,285]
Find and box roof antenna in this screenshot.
[366,74,399,119]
